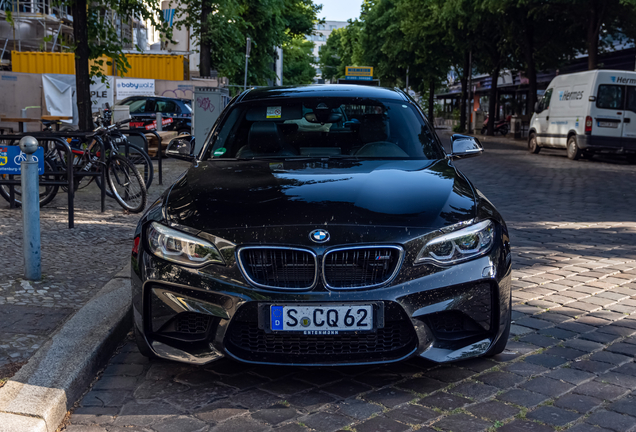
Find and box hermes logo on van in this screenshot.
[558,90,584,101]
[611,76,636,84]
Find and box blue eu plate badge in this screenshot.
[271,306,283,330]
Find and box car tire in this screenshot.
[528,133,541,154]
[134,324,157,359]
[567,135,582,160]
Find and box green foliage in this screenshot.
[318,24,360,81]
[283,36,316,85]
[174,0,321,84]
[73,1,171,81]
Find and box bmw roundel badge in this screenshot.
[310,229,330,243]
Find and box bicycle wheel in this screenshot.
[106,154,147,213]
[0,157,60,207]
[96,143,153,193]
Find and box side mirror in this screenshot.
[534,101,541,114]
[449,134,483,160]
[166,136,194,161]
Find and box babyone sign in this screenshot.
[115,78,155,101]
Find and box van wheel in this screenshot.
[567,136,583,160]
[528,133,541,154]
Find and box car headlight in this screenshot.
[416,220,494,265]
[147,222,224,267]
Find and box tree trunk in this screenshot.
[523,17,537,115]
[587,1,607,70]
[199,0,212,77]
[71,0,91,131]
[487,66,500,136]
[459,51,469,132]
[428,79,435,121]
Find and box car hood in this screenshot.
[164,159,476,232]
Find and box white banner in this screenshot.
[90,76,115,111]
[115,78,155,101]
[42,74,77,124]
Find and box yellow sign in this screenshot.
[346,66,373,77]
[0,156,6,166]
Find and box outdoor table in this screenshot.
[0,116,43,133]
[41,115,74,131]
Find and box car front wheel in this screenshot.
[528,133,540,154]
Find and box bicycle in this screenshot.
[65,119,148,213]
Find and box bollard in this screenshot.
[19,136,42,280]
[156,112,162,132]
[156,112,163,185]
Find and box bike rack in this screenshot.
[120,131,154,189]
[0,135,76,228]
[143,130,163,185]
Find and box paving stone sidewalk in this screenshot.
[65,131,636,432]
[0,159,191,371]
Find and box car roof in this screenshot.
[239,85,407,102]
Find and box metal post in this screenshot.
[21,108,27,133]
[467,50,473,134]
[19,136,41,280]
[244,37,251,91]
[155,113,163,185]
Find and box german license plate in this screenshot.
[270,305,373,333]
[598,121,618,128]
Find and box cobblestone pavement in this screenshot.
[0,159,191,369]
[65,132,636,432]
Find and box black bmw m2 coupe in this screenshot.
[131,85,512,366]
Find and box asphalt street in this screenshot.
[64,131,636,432]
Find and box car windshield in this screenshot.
[204,98,444,160]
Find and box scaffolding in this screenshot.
[0,0,150,70]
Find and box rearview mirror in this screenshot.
[449,134,483,160]
[304,112,343,124]
[166,136,194,161]
[534,101,541,114]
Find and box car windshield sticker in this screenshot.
[213,148,227,157]
[266,106,282,118]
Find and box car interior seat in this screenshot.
[354,115,408,157]
[236,122,298,158]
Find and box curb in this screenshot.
[0,263,132,432]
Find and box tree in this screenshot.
[283,36,316,85]
[175,0,320,84]
[318,27,344,82]
[69,0,170,131]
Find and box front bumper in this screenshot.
[132,244,512,366]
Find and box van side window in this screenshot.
[540,89,553,111]
[626,87,636,112]
[597,85,623,109]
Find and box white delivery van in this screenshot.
[528,69,636,160]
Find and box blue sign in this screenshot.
[344,76,373,81]
[0,146,44,175]
[271,306,284,330]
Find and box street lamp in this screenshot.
[244,37,251,91]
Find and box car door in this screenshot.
[535,88,553,145]
[623,86,636,142]
[156,99,179,130]
[592,84,624,142]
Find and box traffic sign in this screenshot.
[345,66,373,78]
[0,146,44,175]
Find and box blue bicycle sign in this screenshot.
[0,146,44,175]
